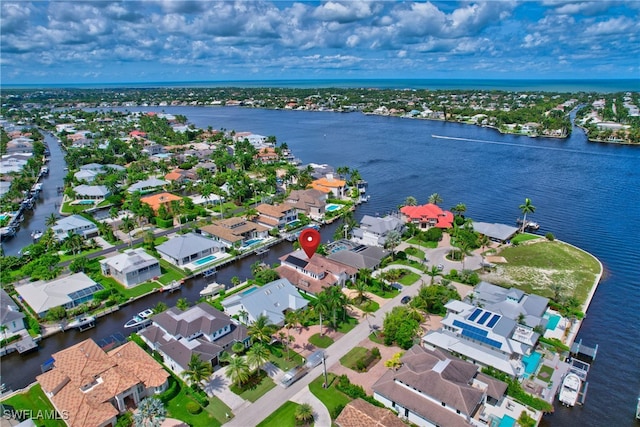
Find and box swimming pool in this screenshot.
[325,203,342,212]
[544,312,561,330]
[244,238,263,246]
[287,219,301,228]
[241,287,258,296]
[0,214,8,221]
[76,200,95,205]
[522,351,542,377]
[499,415,516,427]
[193,254,217,266]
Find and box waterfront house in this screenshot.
[326,239,389,270]
[275,250,357,295]
[372,345,507,427]
[156,232,225,267]
[221,278,309,325]
[400,203,454,229]
[255,147,279,163]
[164,168,196,183]
[73,184,110,201]
[6,137,33,154]
[285,189,327,220]
[99,248,161,288]
[74,169,100,183]
[335,398,407,427]
[127,177,169,194]
[351,215,405,247]
[310,174,347,199]
[255,202,298,230]
[139,303,249,376]
[140,192,182,213]
[200,217,269,248]
[36,338,168,427]
[0,289,26,335]
[15,273,103,318]
[51,214,99,241]
[472,222,519,243]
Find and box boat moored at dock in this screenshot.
[200,282,225,297]
[559,373,582,407]
[124,309,154,329]
[65,315,96,331]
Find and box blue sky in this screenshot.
[2,1,639,85]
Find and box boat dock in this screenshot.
[560,338,598,406]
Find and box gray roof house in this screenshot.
[127,178,169,194]
[222,278,309,325]
[156,232,225,266]
[1,289,26,334]
[74,169,99,183]
[15,273,103,318]
[351,215,405,247]
[472,222,520,243]
[139,303,249,376]
[327,239,389,270]
[99,248,161,288]
[422,288,548,378]
[51,214,99,241]
[73,184,110,200]
[372,345,507,427]
[470,281,549,328]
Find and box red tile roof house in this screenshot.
[400,203,454,230]
[255,202,298,230]
[36,338,169,427]
[275,250,357,295]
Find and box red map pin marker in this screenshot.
[299,228,321,259]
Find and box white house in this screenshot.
[156,232,225,266]
[351,215,405,247]
[0,289,26,335]
[99,248,161,288]
[51,214,99,241]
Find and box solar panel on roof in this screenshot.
[461,329,502,349]
[478,311,492,325]
[468,308,482,321]
[285,255,308,269]
[487,314,501,328]
[453,320,488,337]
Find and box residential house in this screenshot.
[372,345,507,427]
[351,215,405,247]
[326,239,389,271]
[472,222,519,243]
[36,338,169,427]
[156,232,225,266]
[254,147,279,163]
[422,285,549,378]
[255,203,298,230]
[140,192,182,213]
[286,189,327,220]
[221,278,308,325]
[164,168,196,184]
[139,303,249,376]
[400,203,454,229]
[74,169,100,183]
[73,184,110,201]
[51,214,99,241]
[15,273,103,318]
[275,250,357,295]
[0,289,26,335]
[99,248,161,288]
[127,178,169,194]
[6,137,33,154]
[310,174,347,199]
[335,398,407,427]
[200,217,269,248]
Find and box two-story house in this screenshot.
[286,189,327,221]
[51,214,99,241]
[351,215,405,247]
[200,217,269,248]
[275,250,357,295]
[255,202,298,230]
[99,248,161,288]
[400,203,454,230]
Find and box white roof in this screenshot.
[52,214,97,234]
[99,248,159,274]
[15,273,102,315]
[128,178,169,193]
[157,232,224,260]
[73,184,109,197]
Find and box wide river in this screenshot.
[5,105,640,426]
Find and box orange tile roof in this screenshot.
[164,171,183,181]
[336,398,407,427]
[140,192,182,212]
[400,203,454,228]
[311,176,346,188]
[256,203,295,218]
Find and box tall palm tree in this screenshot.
[176,298,190,311]
[247,314,275,343]
[246,342,270,372]
[384,230,402,260]
[45,213,58,227]
[428,193,443,205]
[427,265,441,285]
[64,232,85,255]
[313,294,331,337]
[519,198,536,232]
[120,215,135,247]
[181,354,212,386]
[133,397,166,427]
[225,356,250,386]
[295,403,314,425]
[353,279,369,305]
[404,196,417,206]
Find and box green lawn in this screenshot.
[404,246,425,259]
[355,299,379,313]
[309,333,334,348]
[309,374,351,419]
[367,281,400,298]
[268,342,304,371]
[407,238,438,248]
[389,259,426,271]
[537,365,554,384]
[511,233,542,244]
[339,347,368,370]
[164,385,221,427]
[229,369,276,402]
[398,272,421,286]
[336,315,358,333]
[0,384,66,427]
[257,401,302,427]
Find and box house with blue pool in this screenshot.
[156,232,225,267]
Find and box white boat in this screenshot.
[200,282,225,297]
[124,309,154,328]
[636,396,640,420]
[66,315,96,331]
[160,280,182,293]
[559,373,581,407]
[31,230,43,240]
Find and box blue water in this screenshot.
[241,287,258,296]
[193,254,216,266]
[243,238,263,246]
[499,415,516,427]
[545,313,561,331]
[75,200,95,205]
[326,203,342,212]
[522,351,543,377]
[95,104,640,426]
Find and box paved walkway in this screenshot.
[291,386,331,427]
[204,365,248,412]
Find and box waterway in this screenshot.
[3,106,640,426]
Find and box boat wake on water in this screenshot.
[430,134,634,157]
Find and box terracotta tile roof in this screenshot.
[140,192,182,212]
[275,250,357,295]
[256,203,295,219]
[200,218,268,244]
[108,341,169,388]
[335,398,406,427]
[400,203,454,228]
[256,215,279,227]
[311,176,346,188]
[164,171,183,181]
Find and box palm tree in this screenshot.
[45,213,58,227]
[225,356,250,386]
[133,397,166,427]
[181,354,213,386]
[246,342,270,372]
[519,198,536,232]
[63,232,85,255]
[120,215,135,247]
[295,403,315,425]
[313,294,331,337]
[451,202,467,218]
[176,298,190,311]
[384,230,402,260]
[353,279,369,305]
[247,314,275,343]
[428,193,443,205]
[153,301,168,314]
[404,196,417,206]
[426,265,441,285]
[284,310,302,334]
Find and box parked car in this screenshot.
[401,296,411,304]
[437,264,444,271]
[391,282,403,290]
